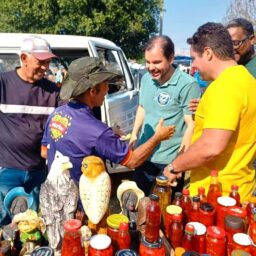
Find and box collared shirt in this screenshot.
[245,55,256,78]
[0,70,61,171]
[138,66,201,164]
[42,100,130,183]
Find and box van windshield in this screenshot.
[0,54,20,72]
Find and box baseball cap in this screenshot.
[60,56,122,100]
[20,35,56,60]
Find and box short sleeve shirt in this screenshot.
[138,67,201,164]
[190,65,256,202]
[42,100,129,183]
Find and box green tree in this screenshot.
[0,0,161,58]
[223,0,256,29]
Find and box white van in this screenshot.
[0,33,139,173]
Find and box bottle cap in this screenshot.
[233,233,251,246]
[119,222,129,231]
[210,170,218,177]
[185,224,195,234]
[149,193,159,202]
[187,222,206,235]
[89,234,111,250]
[156,175,168,185]
[141,236,163,248]
[206,226,226,239]
[166,205,182,214]
[107,214,129,229]
[63,219,82,232]
[182,188,190,196]
[174,192,182,199]
[115,249,138,256]
[198,187,205,194]
[231,184,239,191]
[200,202,214,212]
[217,196,236,207]
[225,215,244,230]
[192,196,200,202]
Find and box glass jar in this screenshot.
[225,215,244,256]
[165,205,182,239]
[188,222,206,254]
[139,236,165,256]
[89,234,113,256]
[61,219,84,256]
[31,247,54,256]
[199,202,216,227]
[152,175,172,222]
[206,226,226,256]
[169,213,183,249]
[144,194,161,243]
[231,249,251,256]
[227,206,247,232]
[106,214,129,253]
[232,233,252,254]
[115,249,138,255]
[216,196,236,229]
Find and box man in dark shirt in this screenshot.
[0,36,61,226]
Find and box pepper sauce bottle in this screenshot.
[229,184,241,207]
[144,194,161,243]
[207,170,222,209]
[182,223,195,251]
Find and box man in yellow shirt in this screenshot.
[164,22,256,203]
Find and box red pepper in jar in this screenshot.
[206,226,226,256]
[118,222,131,250]
[61,219,84,256]
[169,213,183,249]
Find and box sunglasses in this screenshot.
[232,36,250,49]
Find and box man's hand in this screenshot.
[128,134,137,150]
[154,118,175,142]
[163,164,182,187]
[189,98,200,112]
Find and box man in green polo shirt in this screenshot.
[130,35,201,198]
[226,18,256,78]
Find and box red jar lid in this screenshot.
[227,206,247,218]
[198,187,205,194]
[182,188,190,195]
[63,219,81,232]
[211,170,218,177]
[207,226,226,239]
[185,224,195,234]
[231,184,239,191]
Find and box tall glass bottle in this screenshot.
[181,188,192,223]
[169,214,183,249]
[144,194,161,243]
[229,184,241,207]
[182,223,195,251]
[207,170,222,209]
[172,192,184,208]
[152,175,172,222]
[198,187,207,203]
[188,196,200,222]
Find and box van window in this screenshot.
[0,54,20,73]
[96,47,128,94]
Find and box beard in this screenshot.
[236,47,255,65]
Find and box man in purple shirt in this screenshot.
[42,57,175,187]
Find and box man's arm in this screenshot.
[124,119,175,169]
[163,128,233,178]
[129,105,145,148]
[178,114,195,153]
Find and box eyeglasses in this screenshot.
[232,36,249,48]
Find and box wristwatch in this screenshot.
[168,163,176,174]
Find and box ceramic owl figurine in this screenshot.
[79,156,111,224]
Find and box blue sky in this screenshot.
[163,0,232,54]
